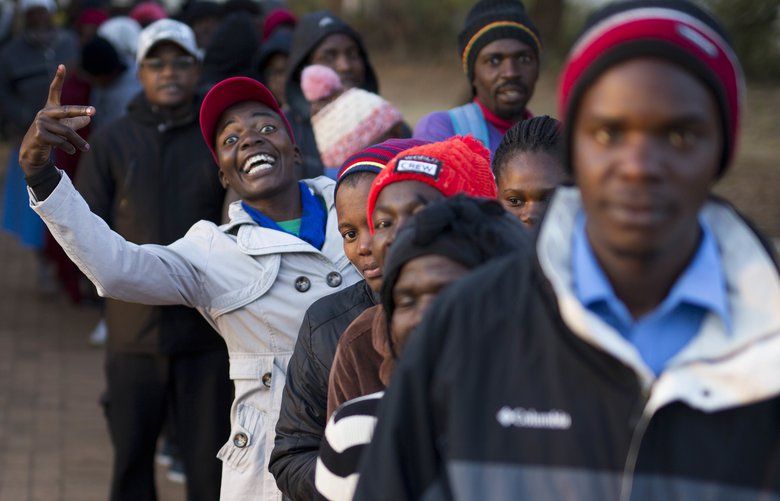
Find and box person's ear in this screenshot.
[218,168,229,189]
[292,145,303,167]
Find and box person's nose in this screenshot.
[335,53,352,75]
[619,133,664,181]
[500,57,521,80]
[520,204,542,228]
[357,232,372,256]
[239,129,264,150]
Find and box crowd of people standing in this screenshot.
[2,0,779,500]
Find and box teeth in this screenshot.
[242,154,276,174]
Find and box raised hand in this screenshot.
[19,64,96,177]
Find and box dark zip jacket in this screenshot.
[354,188,780,501]
[284,11,379,179]
[270,279,378,500]
[76,93,227,354]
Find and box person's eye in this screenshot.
[347,48,361,60]
[341,230,357,242]
[143,59,164,71]
[259,124,277,134]
[488,55,502,66]
[594,126,619,146]
[668,128,696,149]
[223,135,238,146]
[518,53,534,64]
[507,197,524,207]
[395,294,416,309]
[374,219,392,230]
[172,57,196,71]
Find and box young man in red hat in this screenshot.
[19,70,360,500]
[355,1,780,499]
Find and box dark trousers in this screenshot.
[104,350,232,501]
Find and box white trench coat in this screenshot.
[31,173,361,500]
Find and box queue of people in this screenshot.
[2,0,779,500]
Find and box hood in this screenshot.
[254,28,293,74]
[284,10,378,118]
[369,306,395,388]
[202,12,260,84]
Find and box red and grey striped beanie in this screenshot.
[335,138,429,193]
[558,0,744,176]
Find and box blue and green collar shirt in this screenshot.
[572,213,732,375]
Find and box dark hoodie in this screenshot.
[200,12,260,91]
[285,11,379,179]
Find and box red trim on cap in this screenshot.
[558,11,742,160]
[199,77,294,164]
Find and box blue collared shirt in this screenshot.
[572,214,731,375]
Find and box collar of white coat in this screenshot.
[537,186,780,414]
[221,176,347,264]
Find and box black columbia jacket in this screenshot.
[76,93,226,355]
[355,188,780,501]
[271,280,379,500]
[284,11,379,179]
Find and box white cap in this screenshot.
[136,19,201,64]
[98,17,142,64]
[19,0,56,13]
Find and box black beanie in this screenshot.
[458,0,541,83]
[82,36,124,77]
[380,195,529,336]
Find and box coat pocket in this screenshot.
[217,402,266,474]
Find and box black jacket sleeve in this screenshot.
[270,311,329,500]
[353,293,453,501]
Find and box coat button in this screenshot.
[295,276,311,292]
[326,271,342,288]
[262,372,272,388]
[233,432,248,448]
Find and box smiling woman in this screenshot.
[19,70,361,500]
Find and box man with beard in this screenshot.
[414,0,541,157]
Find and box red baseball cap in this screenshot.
[199,77,295,163]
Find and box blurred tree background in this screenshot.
[288,0,780,80]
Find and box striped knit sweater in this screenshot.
[315,392,385,500]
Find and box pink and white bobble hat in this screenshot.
[309,78,404,171]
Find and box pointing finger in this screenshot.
[46,64,67,107]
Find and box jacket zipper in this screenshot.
[619,386,652,501]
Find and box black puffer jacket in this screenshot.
[76,93,227,355]
[270,279,378,500]
[284,10,379,179]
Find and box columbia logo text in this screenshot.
[496,406,572,430]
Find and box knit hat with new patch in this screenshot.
[366,135,497,233]
[558,0,744,177]
[458,0,541,82]
[335,138,429,193]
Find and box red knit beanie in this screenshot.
[366,135,497,233]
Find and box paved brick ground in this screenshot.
[0,230,185,500]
